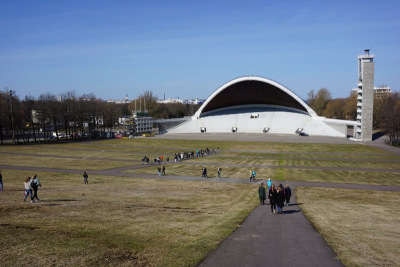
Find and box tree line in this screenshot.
[0,89,199,145]
[308,88,400,145]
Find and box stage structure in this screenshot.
[166,76,356,138]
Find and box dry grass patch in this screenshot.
[296,187,400,267]
[0,169,258,266]
[273,168,400,186]
[0,154,131,170]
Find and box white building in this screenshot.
[166,76,356,138]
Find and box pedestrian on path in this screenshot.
[276,185,285,214]
[157,166,161,176]
[0,170,3,191]
[202,167,207,178]
[217,168,222,178]
[267,178,271,190]
[30,174,41,202]
[284,184,292,206]
[258,183,266,205]
[23,177,32,201]
[162,164,166,176]
[83,171,88,184]
[268,184,277,214]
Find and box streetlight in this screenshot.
[9,90,15,143]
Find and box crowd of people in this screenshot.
[259,182,292,214]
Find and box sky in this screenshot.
[1,0,399,101]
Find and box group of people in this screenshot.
[249,170,257,182]
[202,167,222,178]
[23,174,41,203]
[258,182,292,214]
[157,164,166,176]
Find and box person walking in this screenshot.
[252,170,256,181]
[162,164,166,176]
[258,183,266,205]
[157,166,161,176]
[249,170,253,182]
[284,184,292,206]
[30,174,41,202]
[202,167,207,178]
[83,171,88,184]
[217,168,222,178]
[0,170,3,191]
[267,178,271,190]
[23,177,32,201]
[276,185,285,214]
[268,184,277,214]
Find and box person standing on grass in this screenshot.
[268,184,277,214]
[24,177,32,201]
[275,185,285,214]
[0,170,3,191]
[83,171,88,184]
[30,174,41,202]
[162,164,166,176]
[284,184,292,206]
[258,183,266,205]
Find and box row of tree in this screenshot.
[308,88,400,145]
[0,89,199,145]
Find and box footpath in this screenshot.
[200,192,343,267]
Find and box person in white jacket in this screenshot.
[23,177,32,202]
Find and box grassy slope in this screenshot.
[0,170,258,266]
[296,187,400,267]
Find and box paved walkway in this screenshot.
[200,193,343,267]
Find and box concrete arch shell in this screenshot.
[194,76,317,118]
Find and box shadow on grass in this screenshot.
[45,199,81,202]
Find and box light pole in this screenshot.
[9,90,15,143]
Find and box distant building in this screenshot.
[106,94,130,104]
[351,86,392,99]
[157,98,184,104]
[374,86,392,99]
[157,98,205,105]
[119,115,132,125]
[133,111,153,134]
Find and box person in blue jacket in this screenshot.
[267,178,271,190]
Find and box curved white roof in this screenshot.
[194,76,317,118]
